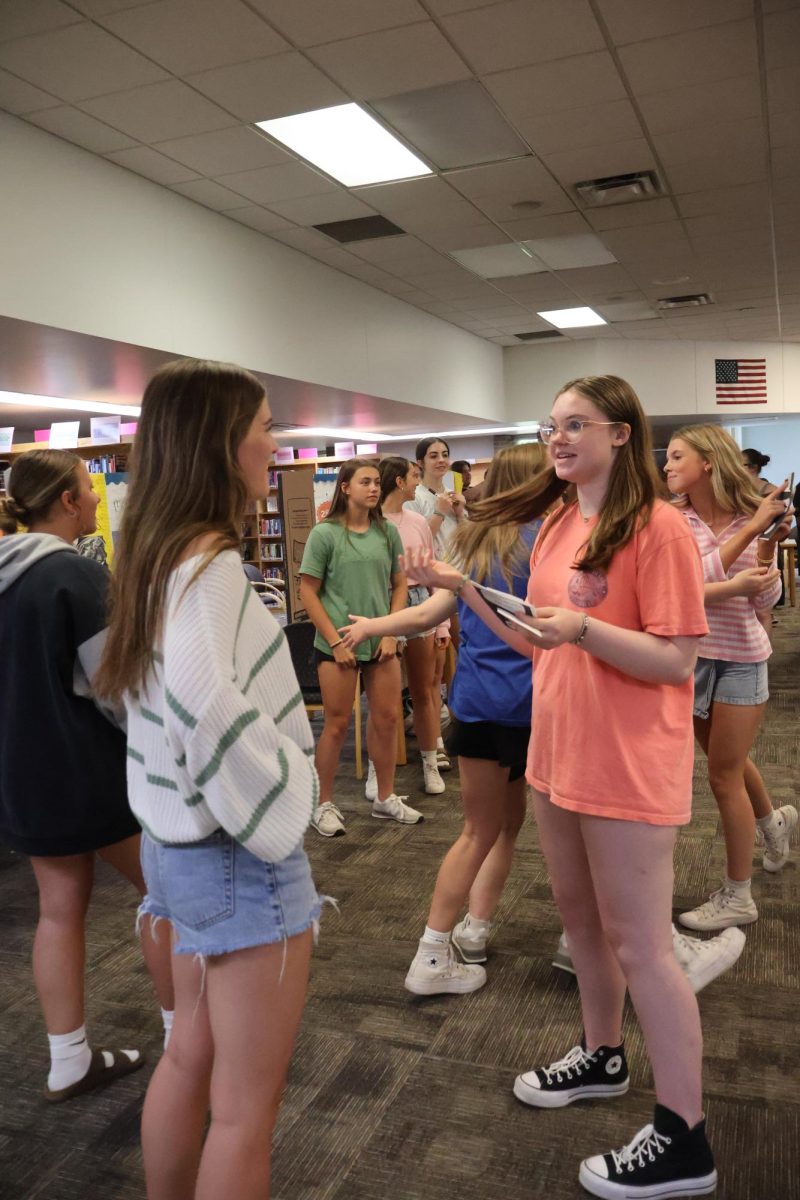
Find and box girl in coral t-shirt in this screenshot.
[403,376,717,1200]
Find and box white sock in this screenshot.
[420,749,438,766]
[436,737,446,752]
[756,811,776,829]
[725,875,752,894]
[465,912,492,933]
[422,925,451,945]
[47,1024,92,1091]
[161,1008,174,1050]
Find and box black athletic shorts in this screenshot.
[444,717,530,782]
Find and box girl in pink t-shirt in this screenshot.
[665,424,796,932]
[403,376,717,1199]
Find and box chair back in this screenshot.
[284,621,322,703]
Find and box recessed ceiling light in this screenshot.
[256,103,432,187]
[537,307,607,329]
[0,390,141,417]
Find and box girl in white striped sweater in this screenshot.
[97,359,319,1200]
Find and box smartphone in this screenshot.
[758,472,794,540]
[472,582,536,619]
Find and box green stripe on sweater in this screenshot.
[241,630,283,694]
[184,791,204,807]
[194,709,260,787]
[146,773,179,791]
[274,691,303,724]
[236,748,289,844]
[166,687,198,729]
[127,746,145,764]
[140,705,164,727]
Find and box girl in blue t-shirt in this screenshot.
[340,443,546,993]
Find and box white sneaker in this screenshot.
[671,924,746,993]
[439,702,451,729]
[372,794,424,824]
[311,802,346,838]
[679,884,758,931]
[452,915,493,963]
[405,940,486,995]
[552,932,576,975]
[422,758,445,794]
[365,760,378,801]
[761,805,798,872]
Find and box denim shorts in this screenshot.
[139,830,320,957]
[693,657,769,720]
[405,584,435,641]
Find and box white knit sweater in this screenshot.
[125,550,317,862]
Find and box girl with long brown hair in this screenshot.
[665,424,795,931]
[341,443,546,989]
[402,377,718,1199]
[0,449,173,1102]
[97,359,320,1200]
[299,458,421,836]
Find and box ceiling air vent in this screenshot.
[656,293,714,310]
[574,170,662,207]
[313,215,405,243]
[514,330,564,341]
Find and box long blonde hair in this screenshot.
[471,376,661,573]
[671,424,762,515]
[450,442,548,586]
[96,359,266,699]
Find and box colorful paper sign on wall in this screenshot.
[90,415,121,443]
[356,443,378,455]
[0,427,13,453]
[273,447,294,464]
[334,441,355,458]
[297,447,318,460]
[49,421,80,448]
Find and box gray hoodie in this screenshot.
[0,531,76,595]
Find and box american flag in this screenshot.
[715,358,767,404]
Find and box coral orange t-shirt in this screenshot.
[525,501,708,826]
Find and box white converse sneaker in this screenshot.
[422,758,445,794]
[311,803,346,838]
[761,804,798,872]
[671,924,746,993]
[678,883,758,931]
[552,932,576,975]
[405,940,486,995]
[364,760,378,802]
[452,915,493,963]
[372,794,424,824]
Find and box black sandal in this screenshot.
[43,1047,145,1103]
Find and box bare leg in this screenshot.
[195,931,312,1200]
[431,640,447,740]
[363,656,401,800]
[466,775,527,921]
[404,635,438,751]
[29,854,94,1033]
[744,758,773,820]
[142,947,213,1200]
[314,662,359,804]
[694,704,766,880]
[98,834,174,1012]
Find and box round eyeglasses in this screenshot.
[538,419,620,445]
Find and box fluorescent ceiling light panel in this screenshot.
[256,103,432,187]
[537,307,607,329]
[450,242,546,278]
[523,234,617,270]
[0,390,141,417]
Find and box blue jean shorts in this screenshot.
[139,830,320,957]
[404,584,435,642]
[693,657,769,720]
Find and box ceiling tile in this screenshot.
[214,161,338,204]
[0,65,59,112]
[104,144,201,184]
[675,182,770,220]
[307,23,470,100]
[667,152,767,195]
[618,20,758,96]
[0,21,169,101]
[637,74,762,136]
[248,0,427,47]
[451,243,547,278]
[441,0,604,74]
[25,104,138,152]
[599,221,691,261]
[553,263,639,295]
[769,109,800,149]
[186,52,347,123]
[516,98,643,157]
[539,138,656,188]
[483,51,626,120]
[372,79,527,169]
[353,176,481,222]
[584,197,677,231]
[98,0,289,75]
[653,117,766,167]
[767,65,800,114]
[0,0,81,42]
[265,191,376,226]
[526,233,616,270]
[170,177,251,211]
[152,126,290,175]
[224,205,296,234]
[345,236,451,268]
[596,0,752,45]
[79,80,235,143]
[424,0,508,12]
[489,275,579,305]
[763,7,800,70]
[497,211,589,240]
[426,222,510,252]
[444,158,574,221]
[67,0,160,13]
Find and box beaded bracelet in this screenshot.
[572,614,590,645]
[454,573,471,597]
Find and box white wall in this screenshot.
[731,419,800,492]
[0,112,503,420]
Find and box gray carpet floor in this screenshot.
[1,610,798,1199]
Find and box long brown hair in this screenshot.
[671,424,762,516]
[471,376,661,574]
[96,359,266,699]
[6,449,82,527]
[325,458,386,528]
[379,455,413,502]
[450,443,549,585]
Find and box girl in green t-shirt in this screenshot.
[299,458,422,837]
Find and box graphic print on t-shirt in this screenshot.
[567,568,608,608]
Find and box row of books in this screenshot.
[259,517,282,536]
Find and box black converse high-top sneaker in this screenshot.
[579,1103,717,1198]
[513,1040,628,1108]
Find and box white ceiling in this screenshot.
[1,0,799,347]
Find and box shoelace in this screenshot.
[611,1125,671,1173]
[320,803,343,820]
[542,1045,594,1083]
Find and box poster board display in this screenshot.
[279,468,315,622]
[88,472,128,566]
